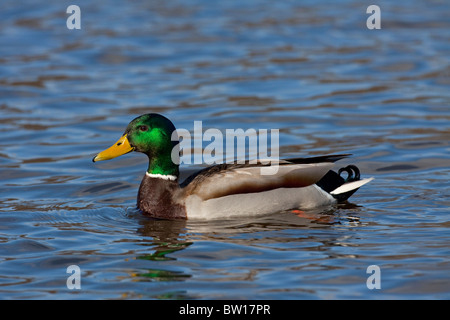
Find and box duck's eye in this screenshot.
[139,125,148,132]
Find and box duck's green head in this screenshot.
[93,113,180,177]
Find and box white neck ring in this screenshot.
[146,172,177,181]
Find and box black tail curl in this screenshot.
[316,164,362,202]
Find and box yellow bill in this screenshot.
[92,134,134,162]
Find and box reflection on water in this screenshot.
[0,0,449,299]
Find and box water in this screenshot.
[0,0,449,299]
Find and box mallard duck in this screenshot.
[93,113,373,219]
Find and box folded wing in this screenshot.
[180,155,350,200]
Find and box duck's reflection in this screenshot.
[133,202,363,246]
[128,203,364,288]
[123,209,193,285]
[136,216,192,261]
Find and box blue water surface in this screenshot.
[0,0,449,299]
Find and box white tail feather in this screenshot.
[330,177,374,195]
